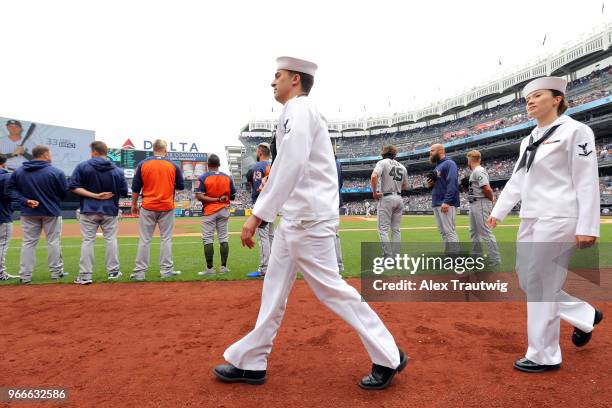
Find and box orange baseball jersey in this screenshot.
[195,171,236,216]
[132,156,185,211]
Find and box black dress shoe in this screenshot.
[572,309,603,347]
[359,349,408,390]
[513,357,560,373]
[213,364,266,385]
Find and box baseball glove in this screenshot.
[460,176,470,190]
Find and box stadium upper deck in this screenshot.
[238,26,612,168]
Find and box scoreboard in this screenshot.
[107,149,208,181]
[107,149,208,170]
[107,149,152,169]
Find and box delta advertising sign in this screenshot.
[116,139,208,180]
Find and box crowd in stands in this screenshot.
[230,189,252,211]
[331,65,612,159]
[344,200,377,216]
[598,140,612,162]
[238,66,612,164]
[174,190,194,202]
[601,176,612,206]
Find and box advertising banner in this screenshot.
[1,117,95,173]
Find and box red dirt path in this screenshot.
[1,279,610,408]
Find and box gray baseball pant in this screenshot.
[256,221,274,274]
[201,208,230,244]
[469,200,501,264]
[334,224,344,272]
[78,213,120,280]
[433,206,459,254]
[0,222,13,276]
[377,195,403,257]
[19,216,64,280]
[133,208,176,276]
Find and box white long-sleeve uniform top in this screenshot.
[490,114,600,237]
[252,95,339,222]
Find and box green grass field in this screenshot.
[1,215,610,285]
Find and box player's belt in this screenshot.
[469,197,490,203]
[383,192,399,196]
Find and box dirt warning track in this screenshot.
[1,279,610,408]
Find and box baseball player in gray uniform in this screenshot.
[464,150,501,265]
[371,145,409,257]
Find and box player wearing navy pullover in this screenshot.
[6,145,68,283]
[0,154,17,280]
[427,143,460,254]
[70,141,129,284]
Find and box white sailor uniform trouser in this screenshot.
[516,217,596,365]
[224,218,401,371]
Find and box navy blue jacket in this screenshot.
[7,160,68,217]
[0,168,13,223]
[336,159,344,208]
[69,157,129,216]
[431,158,460,207]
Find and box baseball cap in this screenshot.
[6,119,22,127]
[258,142,271,149]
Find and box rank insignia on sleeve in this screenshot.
[578,142,592,157]
[284,118,291,133]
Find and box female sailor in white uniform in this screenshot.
[487,76,603,373]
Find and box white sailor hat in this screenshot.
[522,76,567,98]
[257,142,270,149]
[276,56,317,77]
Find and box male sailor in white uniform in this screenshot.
[213,56,407,389]
[488,76,603,373]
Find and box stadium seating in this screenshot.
[239,66,612,160]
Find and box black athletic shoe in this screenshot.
[572,309,604,347]
[359,349,408,390]
[213,364,266,385]
[513,357,560,373]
